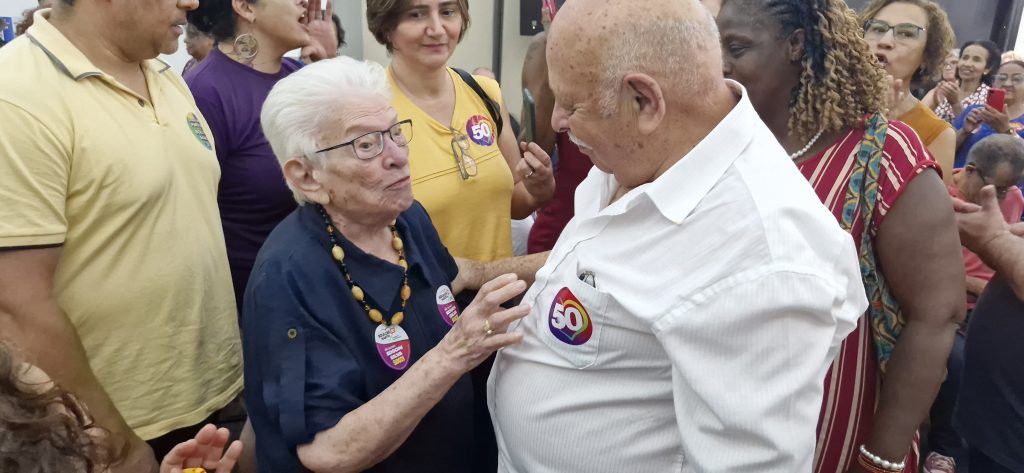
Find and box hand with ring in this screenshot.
[516,141,555,201]
[438,273,530,373]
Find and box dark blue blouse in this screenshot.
[242,202,473,472]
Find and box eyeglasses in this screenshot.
[863,19,926,44]
[314,119,414,160]
[995,74,1024,86]
[450,128,477,180]
[973,164,1015,199]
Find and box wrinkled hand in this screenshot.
[977,104,1012,133]
[440,274,529,373]
[516,141,555,202]
[952,186,1015,254]
[160,424,243,473]
[301,0,336,62]
[109,436,158,473]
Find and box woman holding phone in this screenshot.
[935,41,1001,122]
[953,60,1024,168]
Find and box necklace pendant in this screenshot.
[374,324,411,370]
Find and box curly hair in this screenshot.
[366,0,470,52]
[0,343,108,473]
[860,0,957,84]
[730,0,887,141]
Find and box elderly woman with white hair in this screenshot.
[242,56,530,473]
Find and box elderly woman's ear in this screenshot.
[284,157,330,205]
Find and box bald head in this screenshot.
[548,0,723,114]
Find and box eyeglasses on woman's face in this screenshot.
[314,119,414,160]
[863,19,926,44]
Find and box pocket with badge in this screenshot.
[535,268,607,369]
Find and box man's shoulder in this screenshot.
[0,36,67,104]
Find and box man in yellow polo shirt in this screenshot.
[0,1,241,471]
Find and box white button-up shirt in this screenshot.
[488,82,866,473]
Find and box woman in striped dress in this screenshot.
[716,1,966,472]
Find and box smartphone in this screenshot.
[987,88,1007,112]
[521,88,537,145]
[542,0,559,20]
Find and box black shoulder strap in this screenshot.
[453,68,504,135]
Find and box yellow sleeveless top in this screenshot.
[388,68,514,261]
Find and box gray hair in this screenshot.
[968,134,1024,179]
[261,56,391,204]
[596,11,721,116]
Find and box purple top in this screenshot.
[185,48,302,312]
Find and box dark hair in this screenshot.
[0,343,110,473]
[366,0,470,52]
[725,0,887,141]
[860,0,956,84]
[968,134,1024,178]
[959,40,1002,86]
[187,0,257,43]
[332,14,346,48]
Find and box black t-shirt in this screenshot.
[242,202,474,472]
[955,277,1024,471]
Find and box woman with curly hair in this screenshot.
[0,342,242,473]
[716,1,966,472]
[861,0,956,184]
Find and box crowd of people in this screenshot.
[1,0,1024,472]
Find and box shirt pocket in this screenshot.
[535,274,609,369]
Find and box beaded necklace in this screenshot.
[318,206,411,326]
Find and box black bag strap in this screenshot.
[453,68,504,136]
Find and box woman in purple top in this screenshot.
[185,0,337,314]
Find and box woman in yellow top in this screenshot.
[366,0,555,262]
[862,0,957,183]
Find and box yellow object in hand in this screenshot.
[182,469,207,473]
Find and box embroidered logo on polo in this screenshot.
[186,113,213,150]
[436,285,460,326]
[548,287,593,345]
[374,324,411,371]
[465,115,495,147]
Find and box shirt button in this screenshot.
[137,99,145,107]
[287,328,298,339]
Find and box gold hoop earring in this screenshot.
[233,33,259,62]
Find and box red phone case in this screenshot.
[987,88,1006,112]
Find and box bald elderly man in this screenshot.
[482,0,867,471]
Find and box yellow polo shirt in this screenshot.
[0,11,242,439]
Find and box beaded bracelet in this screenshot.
[857,444,906,472]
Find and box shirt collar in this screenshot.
[26,9,171,82]
[644,80,757,224]
[296,204,431,311]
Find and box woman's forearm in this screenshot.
[297,349,463,473]
[865,317,957,462]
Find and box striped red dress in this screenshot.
[795,120,937,473]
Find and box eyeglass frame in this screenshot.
[863,19,927,43]
[994,73,1024,86]
[449,127,478,180]
[313,119,414,160]
[970,162,1016,199]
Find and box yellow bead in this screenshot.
[400,285,411,301]
[352,286,364,301]
[398,259,408,270]
[391,312,404,326]
[392,236,404,251]
[326,225,334,233]
[331,245,344,262]
[368,309,383,323]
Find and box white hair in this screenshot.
[597,12,721,115]
[261,56,391,204]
